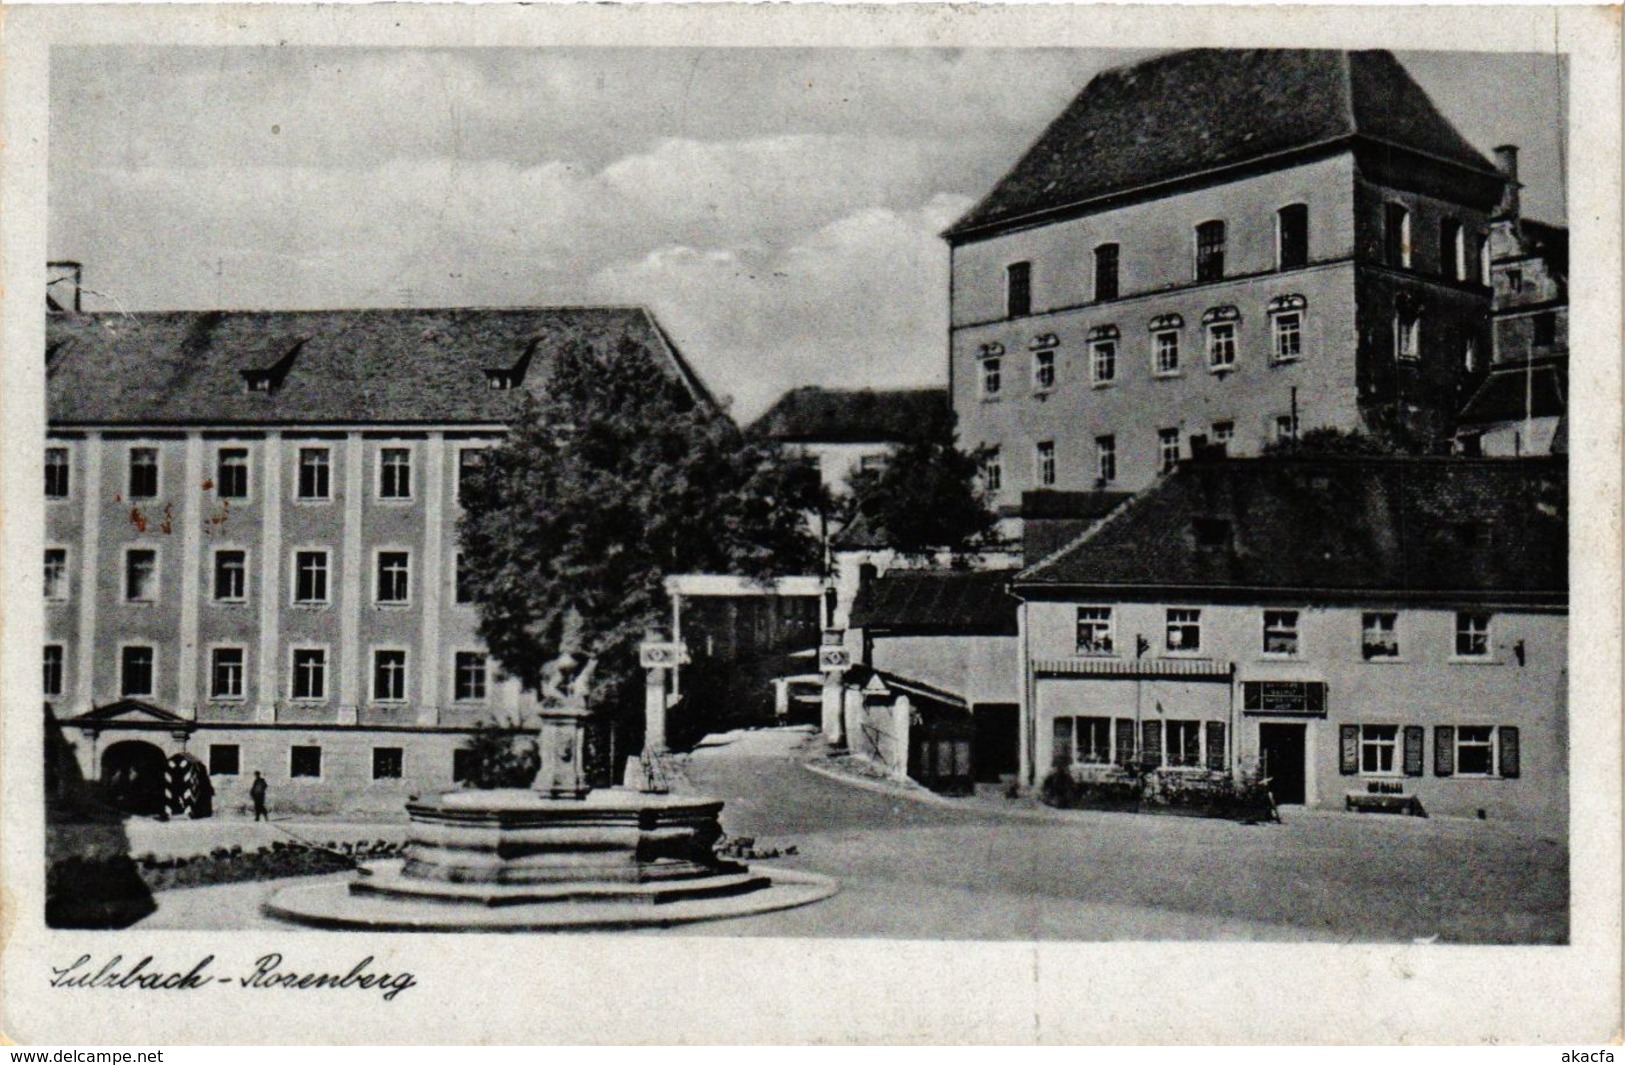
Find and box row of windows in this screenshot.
[1053,716,1521,780]
[44,444,489,505]
[206,742,496,785]
[1072,607,1496,660]
[1000,203,1485,319]
[977,302,1308,398]
[42,546,480,607]
[43,642,492,704]
[981,417,1288,491]
[1340,723,1520,779]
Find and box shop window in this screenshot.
[1165,720,1202,767]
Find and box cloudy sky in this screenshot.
[49,47,1565,420]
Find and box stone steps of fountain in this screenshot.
[349,859,772,907]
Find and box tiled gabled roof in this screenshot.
[946,49,1498,240]
[46,306,716,426]
[1016,456,1566,600]
[851,569,1019,634]
[748,386,948,445]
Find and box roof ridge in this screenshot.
[1014,479,1152,581]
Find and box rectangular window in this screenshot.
[1075,607,1114,656]
[45,447,70,499]
[216,448,249,499]
[1271,312,1303,364]
[1210,421,1234,452]
[455,652,489,702]
[1076,717,1113,764]
[457,448,487,507]
[1206,322,1236,370]
[1165,608,1201,653]
[1091,340,1116,385]
[373,649,407,702]
[1195,221,1226,282]
[129,447,159,499]
[1441,219,1465,280]
[373,747,404,780]
[1166,720,1202,768]
[209,744,240,776]
[1035,441,1056,487]
[1262,609,1300,656]
[121,645,154,698]
[454,553,477,605]
[290,745,322,779]
[43,644,64,697]
[1391,312,1417,362]
[213,549,247,602]
[982,450,1002,495]
[1095,435,1116,485]
[1385,203,1412,268]
[1455,726,1495,777]
[980,356,1002,398]
[1360,724,1400,775]
[1361,612,1400,659]
[291,648,327,700]
[379,447,412,500]
[1093,243,1119,302]
[124,549,157,602]
[43,548,68,601]
[1507,268,1524,293]
[1455,612,1492,658]
[1275,413,1299,444]
[1158,428,1180,474]
[376,551,411,604]
[296,447,331,500]
[1153,331,1180,376]
[294,550,329,604]
[1033,350,1055,390]
[453,748,477,784]
[1006,261,1032,318]
[1533,312,1558,347]
[1479,234,1492,287]
[210,647,246,699]
[1277,204,1309,270]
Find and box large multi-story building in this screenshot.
[43,302,714,815]
[1012,454,1567,826]
[944,49,1505,502]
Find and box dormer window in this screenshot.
[486,372,515,391]
[240,338,307,395]
[1193,517,1231,549]
[485,339,539,392]
[245,373,273,394]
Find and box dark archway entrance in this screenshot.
[100,740,168,816]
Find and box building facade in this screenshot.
[945,50,1504,503]
[749,386,949,494]
[1012,455,1567,827]
[44,305,714,815]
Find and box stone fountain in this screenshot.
[265,636,836,931]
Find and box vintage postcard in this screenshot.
[1,2,1619,1045]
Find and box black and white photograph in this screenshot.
[1,2,1619,1046]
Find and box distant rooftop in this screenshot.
[851,569,1018,634]
[749,386,948,445]
[947,49,1499,241]
[46,306,715,427]
[1459,356,1567,428]
[1017,455,1566,601]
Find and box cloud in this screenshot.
[588,194,972,421]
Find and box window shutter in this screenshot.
[1339,725,1359,775]
[1205,721,1226,771]
[1403,726,1425,777]
[1115,718,1136,766]
[1434,725,1456,777]
[1051,717,1072,767]
[1498,726,1521,779]
[1141,720,1163,767]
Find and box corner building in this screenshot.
[945,50,1503,501]
[43,306,713,815]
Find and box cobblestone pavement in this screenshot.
[133,726,1566,941]
[652,728,1568,943]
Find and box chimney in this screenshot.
[1493,145,1521,221]
[46,261,82,313]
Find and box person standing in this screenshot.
[250,770,269,822]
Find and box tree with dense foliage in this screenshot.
[840,406,997,555]
[1262,424,1427,458]
[457,337,826,712]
